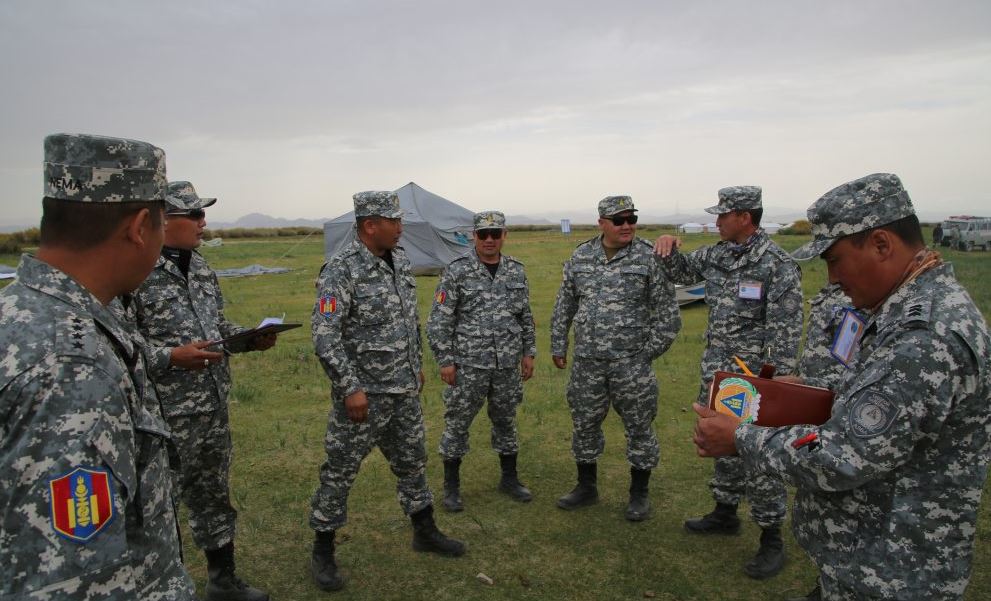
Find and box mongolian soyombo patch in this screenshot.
[49,466,116,543]
[848,390,899,438]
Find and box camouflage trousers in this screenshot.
[438,364,522,459]
[167,408,238,551]
[566,354,660,470]
[698,349,786,528]
[310,391,434,532]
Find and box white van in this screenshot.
[941,216,991,252]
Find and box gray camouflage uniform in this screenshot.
[798,283,855,390]
[132,249,252,551]
[550,230,681,470]
[0,134,195,600]
[310,232,431,531]
[739,173,991,600]
[427,247,537,459]
[658,187,803,528]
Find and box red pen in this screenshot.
[791,432,818,450]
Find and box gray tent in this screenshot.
[323,182,474,275]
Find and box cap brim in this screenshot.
[600,208,639,217]
[198,197,217,209]
[791,237,835,261]
[704,204,731,215]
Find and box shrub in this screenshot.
[0,235,21,254]
[779,219,811,235]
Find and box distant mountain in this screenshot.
[505,214,554,225]
[208,213,329,229]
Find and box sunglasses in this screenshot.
[475,229,504,240]
[167,209,206,220]
[607,214,638,226]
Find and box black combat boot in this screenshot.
[498,453,533,502]
[410,505,467,557]
[556,462,598,510]
[683,502,741,534]
[743,526,785,579]
[786,583,821,601]
[311,530,345,592]
[204,542,270,601]
[624,468,651,521]
[441,458,464,512]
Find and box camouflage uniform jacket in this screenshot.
[658,229,803,372]
[313,239,422,396]
[551,236,681,360]
[0,255,194,600]
[736,264,991,600]
[133,251,249,418]
[427,249,536,370]
[799,283,855,390]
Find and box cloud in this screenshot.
[1,0,989,225]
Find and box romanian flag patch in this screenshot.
[49,467,116,544]
[318,295,337,316]
[435,290,447,305]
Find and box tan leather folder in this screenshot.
[708,370,834,427]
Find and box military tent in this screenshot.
[323,182,474,274]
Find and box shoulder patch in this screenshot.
[847,390,900,438]
[318,295,337,317]
[49,466,117,543]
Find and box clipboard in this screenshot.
[708,370,834,427]
[209,322,301,348]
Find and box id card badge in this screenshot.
[829,308,866,367]
[738,280,763,300]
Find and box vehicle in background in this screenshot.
[941,216,991,252]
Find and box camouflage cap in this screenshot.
[792,173,915,261]
[44,133,167,202]
[705,186,762,215]
[598,195,637,217]
[165,181,217,212]
[474,210,506,230]
[353,190,403,218]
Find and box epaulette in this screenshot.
[504,254,524,266]
[576,236,599,249]
[54,313,102,359]
[765,242,795,263]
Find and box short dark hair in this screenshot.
[742,208,763,227]
[40,197,163,250]
[846,214,924,249]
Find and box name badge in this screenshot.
[738,280,763,300]
[829,308,866,367]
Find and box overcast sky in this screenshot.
[1,0,989,225]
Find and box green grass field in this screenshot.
[3,228,989,600]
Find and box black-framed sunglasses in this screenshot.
[608,214,638,226]
[167,208,206,220]
[475,229,504,240]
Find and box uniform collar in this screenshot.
[596,234,633,263]
[867,263,952,334]
[468,248,504,274]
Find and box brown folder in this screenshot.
[708,370,834,427]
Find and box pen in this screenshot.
[733,355,755,377]
[791,432,818,450]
